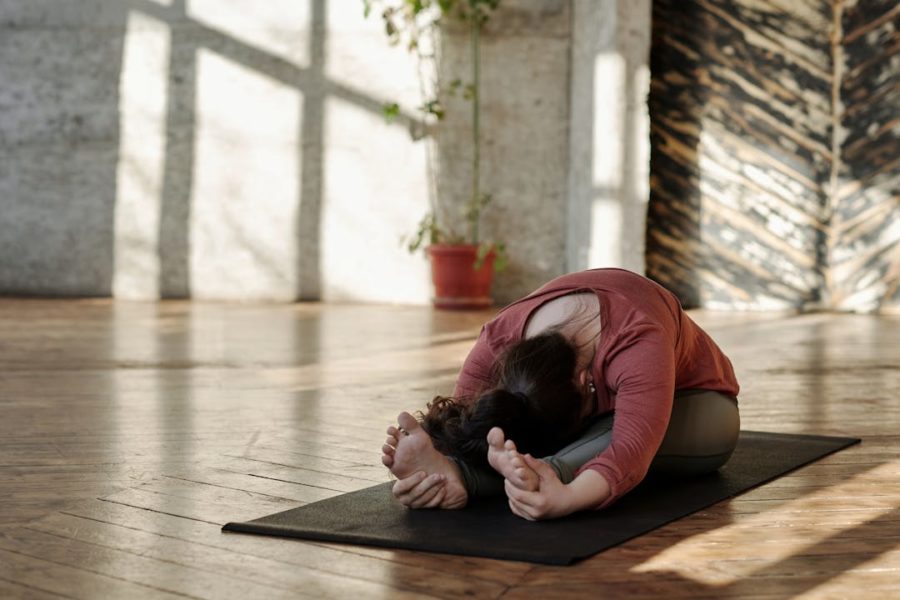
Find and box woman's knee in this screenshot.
[653,390,740,474]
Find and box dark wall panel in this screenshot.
[831,0,900,311]
[647,0,899,312]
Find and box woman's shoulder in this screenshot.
[523,292,599,338]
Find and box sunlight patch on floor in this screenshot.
[631,460,900,586]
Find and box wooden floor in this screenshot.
[0,300,898,599]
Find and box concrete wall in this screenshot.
[0,0,652,304]
[436,0,574,303]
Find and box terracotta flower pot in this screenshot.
[426,244,495,309]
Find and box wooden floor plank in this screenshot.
[161,467,343,504]
[0,527,315,600]
[62,498,528,589]
[43,503,511,598]
[25,513,450,600]
[0,577,72,600]
[0,546,193,600]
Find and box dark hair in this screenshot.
[420,332,585,468]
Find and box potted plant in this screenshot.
[364,0,507,309]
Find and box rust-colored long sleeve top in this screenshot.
[452,268,739,508]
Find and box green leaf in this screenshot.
[493,243,508,272]
[382,102,400,123]
[473,241,507,271]
[407,0,426,14]
[418,100,444,119]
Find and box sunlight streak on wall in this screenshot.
[189,0,311,67]
[321,97,431,304]
[592,54,626,192]
[318,5,433,304]
[589,198,623,267]
[113,11,170,299]
[191,49,300,300]
[568,0,651,277]
[587,52,626,268]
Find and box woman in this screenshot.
[381,268,740,520]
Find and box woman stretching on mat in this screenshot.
[381,268,740,520]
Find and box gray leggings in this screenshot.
[454,388,740,497]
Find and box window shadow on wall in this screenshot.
[107,0,421,300]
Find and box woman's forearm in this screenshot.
[565,469,611,512]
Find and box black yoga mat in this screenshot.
[223,431,859,565]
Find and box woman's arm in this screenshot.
[505,455,611,520]
[452,326,498,399]
[505,326,676,519]
[575,325,676,509]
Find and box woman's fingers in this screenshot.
[508,497,535,521]
[409,477,446,508]
[504,478,546,512]
[404,474,446,507]
[392,472,446,508]
[523,453,555,479]
[423,485,447,509]
[392,471,428,497]
[504,477,532,503]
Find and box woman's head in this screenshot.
[420,332,588,468]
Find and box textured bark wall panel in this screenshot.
[831,1,900,311]
[647,0,832,310]
[647,0,900,312]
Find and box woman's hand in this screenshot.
[505,455,612,520]
[390,471,449,509]
[504,455,575,520]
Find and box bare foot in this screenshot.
[487,427,540,491]
[382,411,468,509]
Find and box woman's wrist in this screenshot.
[565,469,611,513]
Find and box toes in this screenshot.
[382,444,395,455]
[397,411,420,434]
[387,426,400,437]
[381,454,394,467]
[385,434,398,447]
[504,438,519,453]
[487,427,506,448]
